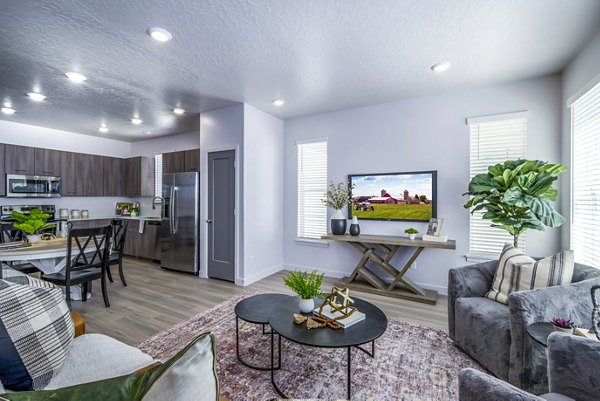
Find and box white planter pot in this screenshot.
[408,234,417,240]
[552,325,573,334]
[299,298,315,314]
[26,234,42,244]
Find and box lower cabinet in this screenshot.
[123,220,161,261]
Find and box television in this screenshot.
[347,170,437,222]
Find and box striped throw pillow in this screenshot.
[485,244,575,304]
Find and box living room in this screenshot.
[1,1,600,400]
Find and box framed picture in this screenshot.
[426,218,443,236]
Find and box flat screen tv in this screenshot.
[347,171,437,222]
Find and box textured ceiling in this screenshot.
[1,0,599,141]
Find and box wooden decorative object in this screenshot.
[293,314,307,325]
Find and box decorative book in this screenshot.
[422,234,448,242]
[314,304,365,329]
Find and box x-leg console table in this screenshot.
[322,234,456,305]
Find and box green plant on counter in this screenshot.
[404,228,419,234]
[283,270,325,300]
[12,209,56,235]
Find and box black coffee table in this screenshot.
[234,293,290,370]
[269,297,388,400]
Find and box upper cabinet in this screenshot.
[4,145,35,175]
[103,157,123,197]
[124,156,154,197]
[0,144,5,196]
[184,149,200,172]
[162,148,200,173]
[84,154,105,196]
[60,151,86,196]
[34,148,61,176]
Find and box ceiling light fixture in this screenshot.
[131,118,143,125]
[1,107,15,115]
[431,62,452,73]
[98,125,109,133]
[272,99,285,106]
[143,131,152,135]
[27,92,46,102]
[65,72,87,83]
[147,27,172,42]
[173,107,185,115]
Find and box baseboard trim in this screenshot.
[240,263,284,287]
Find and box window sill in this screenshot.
[294,238,329,248]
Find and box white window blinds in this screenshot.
[468,114,527,257]
[297,140,327,240]
[571,81,600,268]
[154,154,163,198]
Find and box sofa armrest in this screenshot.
[448,261,497,339]
[458,368,542,401]
[70,311,85,337]
[547,332,600,401]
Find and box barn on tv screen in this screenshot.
[348,171,437,222]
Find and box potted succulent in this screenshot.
[322,181,353,235]
[12,209,56,243]
[405,228,419,240]
[551,317,574,334]
[283,270,325,313]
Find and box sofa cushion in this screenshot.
[486,244,574,304]
[1,265,57,290]
[0,279,74,391]
[455,297,511,380]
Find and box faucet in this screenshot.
[152,196,163,210]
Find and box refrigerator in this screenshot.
[161,172,199,274]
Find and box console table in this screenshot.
[322,234,456,304]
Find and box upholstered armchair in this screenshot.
[458,332,600,401]
[448,260,600,394]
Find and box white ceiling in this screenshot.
[1,0,599,141]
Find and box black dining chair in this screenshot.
[42,225,112,308]
[106,219,129,287]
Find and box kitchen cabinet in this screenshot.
[162,151,184,174]
[103,157,123,196]
[184,149,200,172]
[123,220,161,261]
[60,152,86,196]
[123,157,154,197]
[84,154,104,196]
[4,145,35,175]
[34,148,61,176]
[0,144,5,196]
[123,220,140,257]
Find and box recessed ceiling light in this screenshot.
[143,131,152,135]
[272,99,285,106]
[98,126,109,133]
[173,107,185,115]
[65,72,87,83]
[1,107,15,115]
[431,62,452,73]
[27,92,46,102]
[147,27,172,42]
[131,118,143,125]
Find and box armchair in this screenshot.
[448,260,600,394]
[458,332,600,401]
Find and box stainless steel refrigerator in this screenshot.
[161,172,199,274]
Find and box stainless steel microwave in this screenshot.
[6,174,61,198]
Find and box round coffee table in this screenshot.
[527,322,555,347]
[234,293,292,370]
[268,297,388,400]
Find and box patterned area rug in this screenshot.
[138,291,484,401]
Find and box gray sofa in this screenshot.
[458,332,600,401]
[448,260,600,394]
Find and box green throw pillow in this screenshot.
[0,332,219,401]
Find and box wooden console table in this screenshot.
[322,234,456,304]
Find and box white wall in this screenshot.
[283,75,563,294]
[130,130,200,157]
[560,30,600,250]
[199,104,245,282]
[243,104,284,285]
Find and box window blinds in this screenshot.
[571,81,600,268]
[297,140,328,240]
[154,154,163,198]
[468,115,527,257]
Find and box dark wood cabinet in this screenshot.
[103,157,123,197]
[0,144,5,196]
[123,220,161,260]
[4,145,35,175]
[34,148,61,176]
[60,151,86,196]
[123,157,154,197]
[184,149,200,172]
[162,151,185,174]
[83,154,104,196]
[123,220,140,257]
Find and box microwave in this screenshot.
[6,175,62,198]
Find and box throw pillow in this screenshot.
[0,332,218,401]
[486,244,575,304]
[1,265,57,290]
[0,279,74,391]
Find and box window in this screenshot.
[297,139,327,240]
[467,112,527,257]
[154,154,163,198]
[571,81,600,268]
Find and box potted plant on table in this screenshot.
[322,181,353,235]
[12,209,56,243]
[551,317,574,334]
[405,228,419,240]
[283,270,325,313]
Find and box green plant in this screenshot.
[283,270,325,299]
[463,159,566,247]
[322,181,352,210]
[405,228,419,234]
[12,209,56,235]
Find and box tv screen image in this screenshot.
[348,171,437,222]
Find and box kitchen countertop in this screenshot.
[65,216,162,222]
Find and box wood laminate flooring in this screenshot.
[71,257,448,346]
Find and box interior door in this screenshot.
[207,150,235,281]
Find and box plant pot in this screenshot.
[331,209,347,235]
[26,234,42,244]
[349,216,360,236]
[408,234,416,240]
[552,324,573,334]
[299,298,315,314]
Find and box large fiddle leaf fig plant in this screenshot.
[463,159,566,247]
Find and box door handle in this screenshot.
[206,219,213,223]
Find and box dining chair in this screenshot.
[42,225,112,308]
[106,219,129,287]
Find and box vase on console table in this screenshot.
[331,209,347,235]
[349,216,360,236]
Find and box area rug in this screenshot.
[138,291,484,401]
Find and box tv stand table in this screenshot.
[322,234,456,305]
